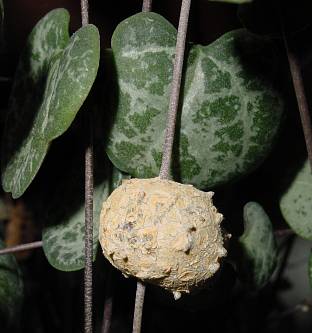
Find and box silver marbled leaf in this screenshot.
[2,9,100,198]
[106,12,283,189]
[238,202,277,289]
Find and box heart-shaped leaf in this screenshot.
[106,12,283,189]
[42,150,110,272]
[280,160,312,240]
[42,183,109,272]
[0,240,23,327]
[238,202,277,289]
[1,8,100,198]
[42,158,130,271]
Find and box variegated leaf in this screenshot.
[280,160,312,240]
[42,181,109,271]
[238,202,277,289]
[2,9,100,198]
[106,12,283,189]
[41,141,129,272]
[42,149,110,271]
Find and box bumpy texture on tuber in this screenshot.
[99,178,227,298]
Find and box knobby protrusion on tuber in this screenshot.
[99,177,227,298]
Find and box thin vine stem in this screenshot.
[142,0,152,12]
[132,1,192,333]
[159,0,192,179]
[0,241,42,255]
[131,2,155,332]
[274,228,294,237]
[281,19,312,170]
[80,1,93,333]
[132,281,146,333]
[85,139,94,333]
[81,0,89,26]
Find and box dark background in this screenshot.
[1,1,312,332]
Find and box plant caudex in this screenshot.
[99,178,227,299]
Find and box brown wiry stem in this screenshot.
[159,0,192,179]
[85,143,93,333]
[132,281,146,333]
[132,1,192,333]
[142,0,152,12]
[131,1,155,331]
[281,21,312,170]
[274,229,294,237]
[0,241,42,255]
[80,1,93,333]
[81,0,89,26]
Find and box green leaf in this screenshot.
[280,160,312,240]
[42,151,110,272]
[2,9,100,198]
[238,202,277,289]
[106,12,283,190]
[42,182,109,271]
[42,154,130,271]
[0,240,24,327]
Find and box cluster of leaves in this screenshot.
[0,0,312,325]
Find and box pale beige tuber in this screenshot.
[99,177,227,299]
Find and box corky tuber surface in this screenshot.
[99,178,227,298]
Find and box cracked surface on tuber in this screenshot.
[99,177,227,298]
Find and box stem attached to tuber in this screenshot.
[132,1,192,333]
[159,0,192,180]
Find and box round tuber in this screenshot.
[99,177,227,299]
